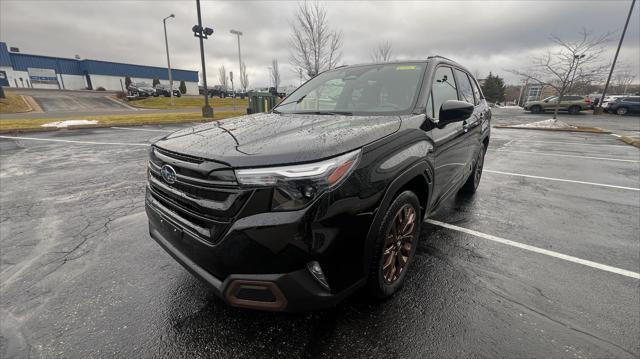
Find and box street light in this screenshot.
[230,29,243,91]
[163,13,175,106]
[192,0,215,118]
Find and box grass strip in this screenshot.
[0,93,32,114]
[126,96,248,109]
[0,111,245,133]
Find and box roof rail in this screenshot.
[427,55,456,62]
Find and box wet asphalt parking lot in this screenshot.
[0,108,639,358]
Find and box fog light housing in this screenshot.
[307,261,330,291]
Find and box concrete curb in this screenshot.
[619,136,640,149]
[493,125,610,134]
[21,95,43,113]
[107,96,138,110]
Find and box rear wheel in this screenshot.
[460,145,486,195]
[616,107,628,115]
[530,105,542,114]
[367,191,420,298]
[568,105,580,115]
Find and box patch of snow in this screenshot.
[509,119,576,129]
[41,120,98,128]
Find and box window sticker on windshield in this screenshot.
[396,66,417,70]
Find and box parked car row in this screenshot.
[523,95,639,115]
[127,82,181,100]
[604,96,640,115]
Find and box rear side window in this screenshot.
[623,97,640,102]
[454,69,474,104]
[469,77,482,105]
[564,96,582,101]
[431,66,458,119]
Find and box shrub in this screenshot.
[179,80,187,94]
[152,78,160,87]
[96,86,106,91]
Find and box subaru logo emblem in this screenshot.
[161,164,177,184]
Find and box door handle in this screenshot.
[463,121,469,132]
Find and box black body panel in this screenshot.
[146,57,491,311]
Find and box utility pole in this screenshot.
[192,0,214,118]
[163,14,175,106]
[595,0,636,114]
[230,29,243,92]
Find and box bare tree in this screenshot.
[218,65,228,90]
[370,41,393,63]
[240,62,249,92]
[509,29,612,119]
[271,59,281,91]
[612,66,636,94]
[289,1,343,78]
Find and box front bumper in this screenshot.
[146,192,366,312]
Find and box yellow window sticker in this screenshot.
[396,66,417,70]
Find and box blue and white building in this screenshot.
[0,42,199,94]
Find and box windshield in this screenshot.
[275,63,425,115]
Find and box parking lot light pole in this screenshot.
[230,29,243,92]
[163,14,175,106]
[193,0,214,118]
[595,0,636,114]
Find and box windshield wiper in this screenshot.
[291,111,353,116]
[276,94,307,108]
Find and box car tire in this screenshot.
[460,144,486,195]
[616,107,628,115]
[530,105,542,114]
[568,105,580,115]
[367,191,421,299]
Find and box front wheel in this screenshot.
[460,145,486,195]
[616,107,628,115]
[367,191,421,298]
[530,105,542,114]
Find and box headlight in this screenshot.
[236,149,361,211]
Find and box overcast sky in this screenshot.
[1,0,638,88]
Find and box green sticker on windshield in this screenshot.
[396,66,417,70]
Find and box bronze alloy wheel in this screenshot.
[382,204,417,284]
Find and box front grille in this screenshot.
[148,145,251,244]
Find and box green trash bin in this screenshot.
[247,91,277,114]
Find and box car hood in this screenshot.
[154,113,401,168]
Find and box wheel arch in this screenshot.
[361,161,432,275]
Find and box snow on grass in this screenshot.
[41,120,99,128]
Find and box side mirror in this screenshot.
[544,100,549,103]
[438,100,474,126]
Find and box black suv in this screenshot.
[146,57,490,311]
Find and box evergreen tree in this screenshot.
[152,78,160,87]
[179,80,187,94]
[124,76,132,89]
[481,72,506,103]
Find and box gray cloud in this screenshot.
[1,0,638,87]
